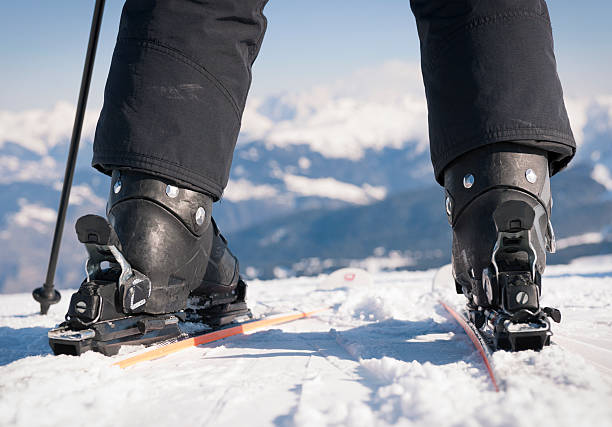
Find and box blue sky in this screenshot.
[0,0,610,110]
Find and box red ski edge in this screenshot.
[439,300,500,392]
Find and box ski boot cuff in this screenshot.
[109,170,213,236]
[443,142,552,229]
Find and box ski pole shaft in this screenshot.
[33,0,106,315]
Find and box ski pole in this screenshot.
[33,0,106,315]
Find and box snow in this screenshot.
[223,179,280,202]
[259,96,429,161]
[348,250,418,272]
[1,257,612,426]
[237,61,430,161]
[0,101,98,156]
[224,172,387,205]
[298,157,311,170]
[49,183,106,208]
[592,163,612,191]
[0,155,61,185]
[282,174,387,205]
[555,232,606,250]
[7,198,57,233]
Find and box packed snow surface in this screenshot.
[1,256,612,427]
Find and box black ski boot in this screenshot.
[444,143,561,351]
[49,171,249,356]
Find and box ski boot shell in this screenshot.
[49,172,250,356]
[187,219,251,327]
[107,170,214,313]
[444,143,561,351]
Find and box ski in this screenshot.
[439,300,500,392]
[114,307,329,368]
[112,268,367,367]
[432,267,500,391]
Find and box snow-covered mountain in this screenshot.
[228,163,612,279]
[1,62,611,290]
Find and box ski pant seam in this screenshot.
[244,0,269,85]
[116,38,242,121]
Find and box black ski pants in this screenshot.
[92,0,576,200]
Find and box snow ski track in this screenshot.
[2,260,612,427]
[296,329,362,381]
[147,315,369,426]
[553,333,612,377]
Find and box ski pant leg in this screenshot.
[92,0,269,200]
[409,0,576,185]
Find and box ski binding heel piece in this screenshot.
[478,201,560,351]
[49,313,184,356]
[483,308,552,351]
[186,279,252,327]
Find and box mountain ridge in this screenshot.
[1,78,611,291]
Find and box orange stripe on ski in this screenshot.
[114,307,330,369]
[439,300,500,392]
